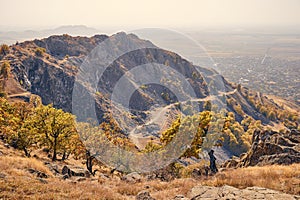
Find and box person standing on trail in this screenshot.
[208,150,218,174]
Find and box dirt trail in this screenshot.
[8,92,31,98]
[129,89,237,149]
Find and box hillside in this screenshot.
[1,137,300,199]
[1,33,298,145]
[0,33,300,199]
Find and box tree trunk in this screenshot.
[23,147,30,157]
[86,151,93,174]
[62,151,66,161]
[52,137,57,161]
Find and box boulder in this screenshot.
[44,162,60,175]
[191,165,209,178]
[62,174,70,180]
[28,168,48,178]
[136,190,156,200]
[122,172,142,183]
[62,165,90,178]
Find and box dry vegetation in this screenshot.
[1,148,299,199]
[0,152,198,200]
[202,164,300,195]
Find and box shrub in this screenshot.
[35,47,46,57]
[0,44,9,55]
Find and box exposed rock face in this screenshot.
[188,185,300,200]
[5,33,216,121]
[2,33,298,149]
[2,33,293,125]
[222,129,300,168]
[7,34,108,112]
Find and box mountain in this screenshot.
[0,25,100,45]
[1,33,299,156]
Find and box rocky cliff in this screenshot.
[1,33,299,153]
[222,129,300,168]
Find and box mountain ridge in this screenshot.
[1,33,299,157]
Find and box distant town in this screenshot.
[215,56,299,104]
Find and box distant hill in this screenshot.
[0,25,100,45]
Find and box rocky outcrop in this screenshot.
[222,129,300,168]
[188,185,300,200]
[61,165,91,178]
[27,168,48,179]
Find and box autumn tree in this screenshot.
[0,99,39,157]
[0,44,9,56]
[0,97,14,137]
[0,61,10,95]
[75,122,104,174]
[29,104,77,161]
[7,102,35,157]
[160,111,213,159]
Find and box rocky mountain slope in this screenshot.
[222,129,300,168]
[2,33,296,116]
[0,33,300,198]
[1,33,299,155]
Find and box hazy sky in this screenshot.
[1,0,300,29]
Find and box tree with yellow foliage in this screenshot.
[29,104,77,161]
[0,61,10,95]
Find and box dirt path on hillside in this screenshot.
[129,89,237,149]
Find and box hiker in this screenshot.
[208,150,218,173]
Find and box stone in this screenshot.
[28,168,48,179]
[136,190,156,200]
[76,177,86,182]
[36,171,48,178]
[122,172,142,183]
[173,194,188,200]
[62,165,90,177]
[0,173,7,179]
[62,174,70,180]
[188,185,300,200]
[44,162,60,175]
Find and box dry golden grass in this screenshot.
[0,178,125,200]
[0,149,299,199]
[202,164,300,195]
[150,178,197,200]
[0,153,198,200]
[0,156,52,176]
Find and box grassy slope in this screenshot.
[0,138,299,200]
